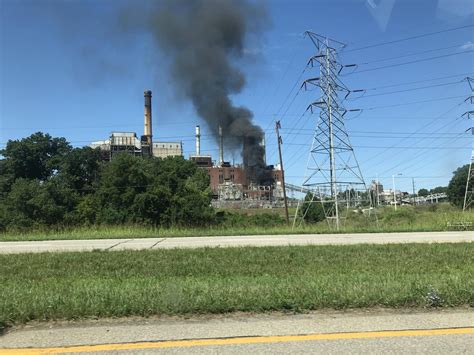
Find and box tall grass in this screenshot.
[0,243,472,330]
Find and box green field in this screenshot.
[1,204,472,241]
[1,243,472,330]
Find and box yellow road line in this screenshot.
[2,327,473,354]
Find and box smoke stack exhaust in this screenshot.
[144,90,152,145]
[195,125,201,156]
[144,1,269,181]
[219,125,224,166]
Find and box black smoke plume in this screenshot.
[145,0,271,183]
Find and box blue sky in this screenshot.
[1,0,473,193]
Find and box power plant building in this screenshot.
[190,124,284,205]
[90,89,284,207]
[90,90,183,159]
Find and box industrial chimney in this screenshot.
[144,90,152,145]
[218,125,224,166]
[195,125,201,156]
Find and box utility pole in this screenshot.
[392,175,397,211]
[276,120,290,225]
[375,174,380,208]
[463,150,473,211]
[392,173,402,210]
[412,178,416,206]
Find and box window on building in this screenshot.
[219,174,224,183]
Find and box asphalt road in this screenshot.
[0,231,472,254]
[1,309,473,354]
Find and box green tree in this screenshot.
[2,178,77,230]
[0,133,77,230]
[0,160,14,199]
[94,154,213,226]
[429,186,447,194]
[300,193,327,223]
[58,147,102,193]
[447,164,470,208]
[418,188,429,197]
[1,132,71,181]
[0,132,214,230]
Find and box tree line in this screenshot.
[0,132,470,231]
[0,132,214,231]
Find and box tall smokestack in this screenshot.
[144,90,152,145]
[219,125,224,166]
[261,134,266,166]
[195,125,201,156]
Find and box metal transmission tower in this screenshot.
[297,32,372,230]
[463,77,474,211]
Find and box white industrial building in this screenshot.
[89,90,183,159]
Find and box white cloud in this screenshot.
[461,41,474,50]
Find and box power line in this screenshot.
[375,116,466,175]
[360,101,464,168]
[343,24,474,53]
[359,43,472,65]
[278,142,466,150]
[256,37,305,116]
[285,175,452,179]
[365,72,474,90]
[344,50,474,76]
[363,95,466,110]
[281,127,466,136]
[349,81,463,100]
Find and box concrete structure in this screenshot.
[205,164,284,202]
[110,132,142,157]
[190,155,213,167]
[195,125,201,156]
[89,97,283,206]
[90,90,182,160]
[1,232,472,254]
[217,181,243,200]
[207,164,247,196]
[218,125,224,166]
[152,142,183,159]
[401,192,448,205]
[141,90,153,156]
[91,132,142,159]
[189,125,213,167]
[195,126,284,204]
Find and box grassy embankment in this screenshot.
[1,243,472,330]
[0,204,472,241]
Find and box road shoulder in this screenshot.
[2,308,473,349]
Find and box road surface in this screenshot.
[0,231,472,254]
[1,309,473,354]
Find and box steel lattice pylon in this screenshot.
[296,32,374,230]
[463,77,474,211]
[463,149,473,211]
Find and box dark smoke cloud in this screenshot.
[140,0,270,181]
[21,0,271,181]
